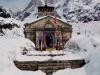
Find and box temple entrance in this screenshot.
[46,34,53,48]
[36,30,63,51]
[45,31,54,49]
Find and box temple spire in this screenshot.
[38,0,55,17]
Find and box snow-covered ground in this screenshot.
[0,38,45,75]
[16,51,86,61]
[0,16,100,75]
[53,67,87,75]
[0,17,45,75]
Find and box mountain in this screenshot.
[15,0,65,21]
[14,0,100,23]
[62,0,100,23]
[15,0,43,21]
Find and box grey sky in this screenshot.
[0,0,31,11]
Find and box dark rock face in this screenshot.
[18,12,31,21]
[0,7,11,18]
[0,7,20,34]
[0,23,19,35]
[0,7,13,34]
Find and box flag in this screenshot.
[54,16,58,30]
[54,16,59,36]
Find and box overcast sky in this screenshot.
[0,0,31,11]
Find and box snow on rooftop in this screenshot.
[24,16,47,24]
[24,15,68,25]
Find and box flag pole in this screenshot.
[54,15,59,50]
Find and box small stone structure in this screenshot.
[14,60,86,75]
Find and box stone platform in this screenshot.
[14,59,86,75]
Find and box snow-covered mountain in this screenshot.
[62,0,100,22]
[15,0,43,21]
[1,0,100,23]
[13,0,100,23]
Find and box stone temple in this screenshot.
[24,4,72,51]
[14,3,86,75]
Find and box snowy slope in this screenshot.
[0,17,25,38]
[52,21,100,75]
[0,38,44,75]
[0,15,39,75]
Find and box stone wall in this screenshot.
[14,60,86,75]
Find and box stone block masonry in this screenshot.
[14,60,86,75]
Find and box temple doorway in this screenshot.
[46,34,53,48]
[45,31,54,49]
